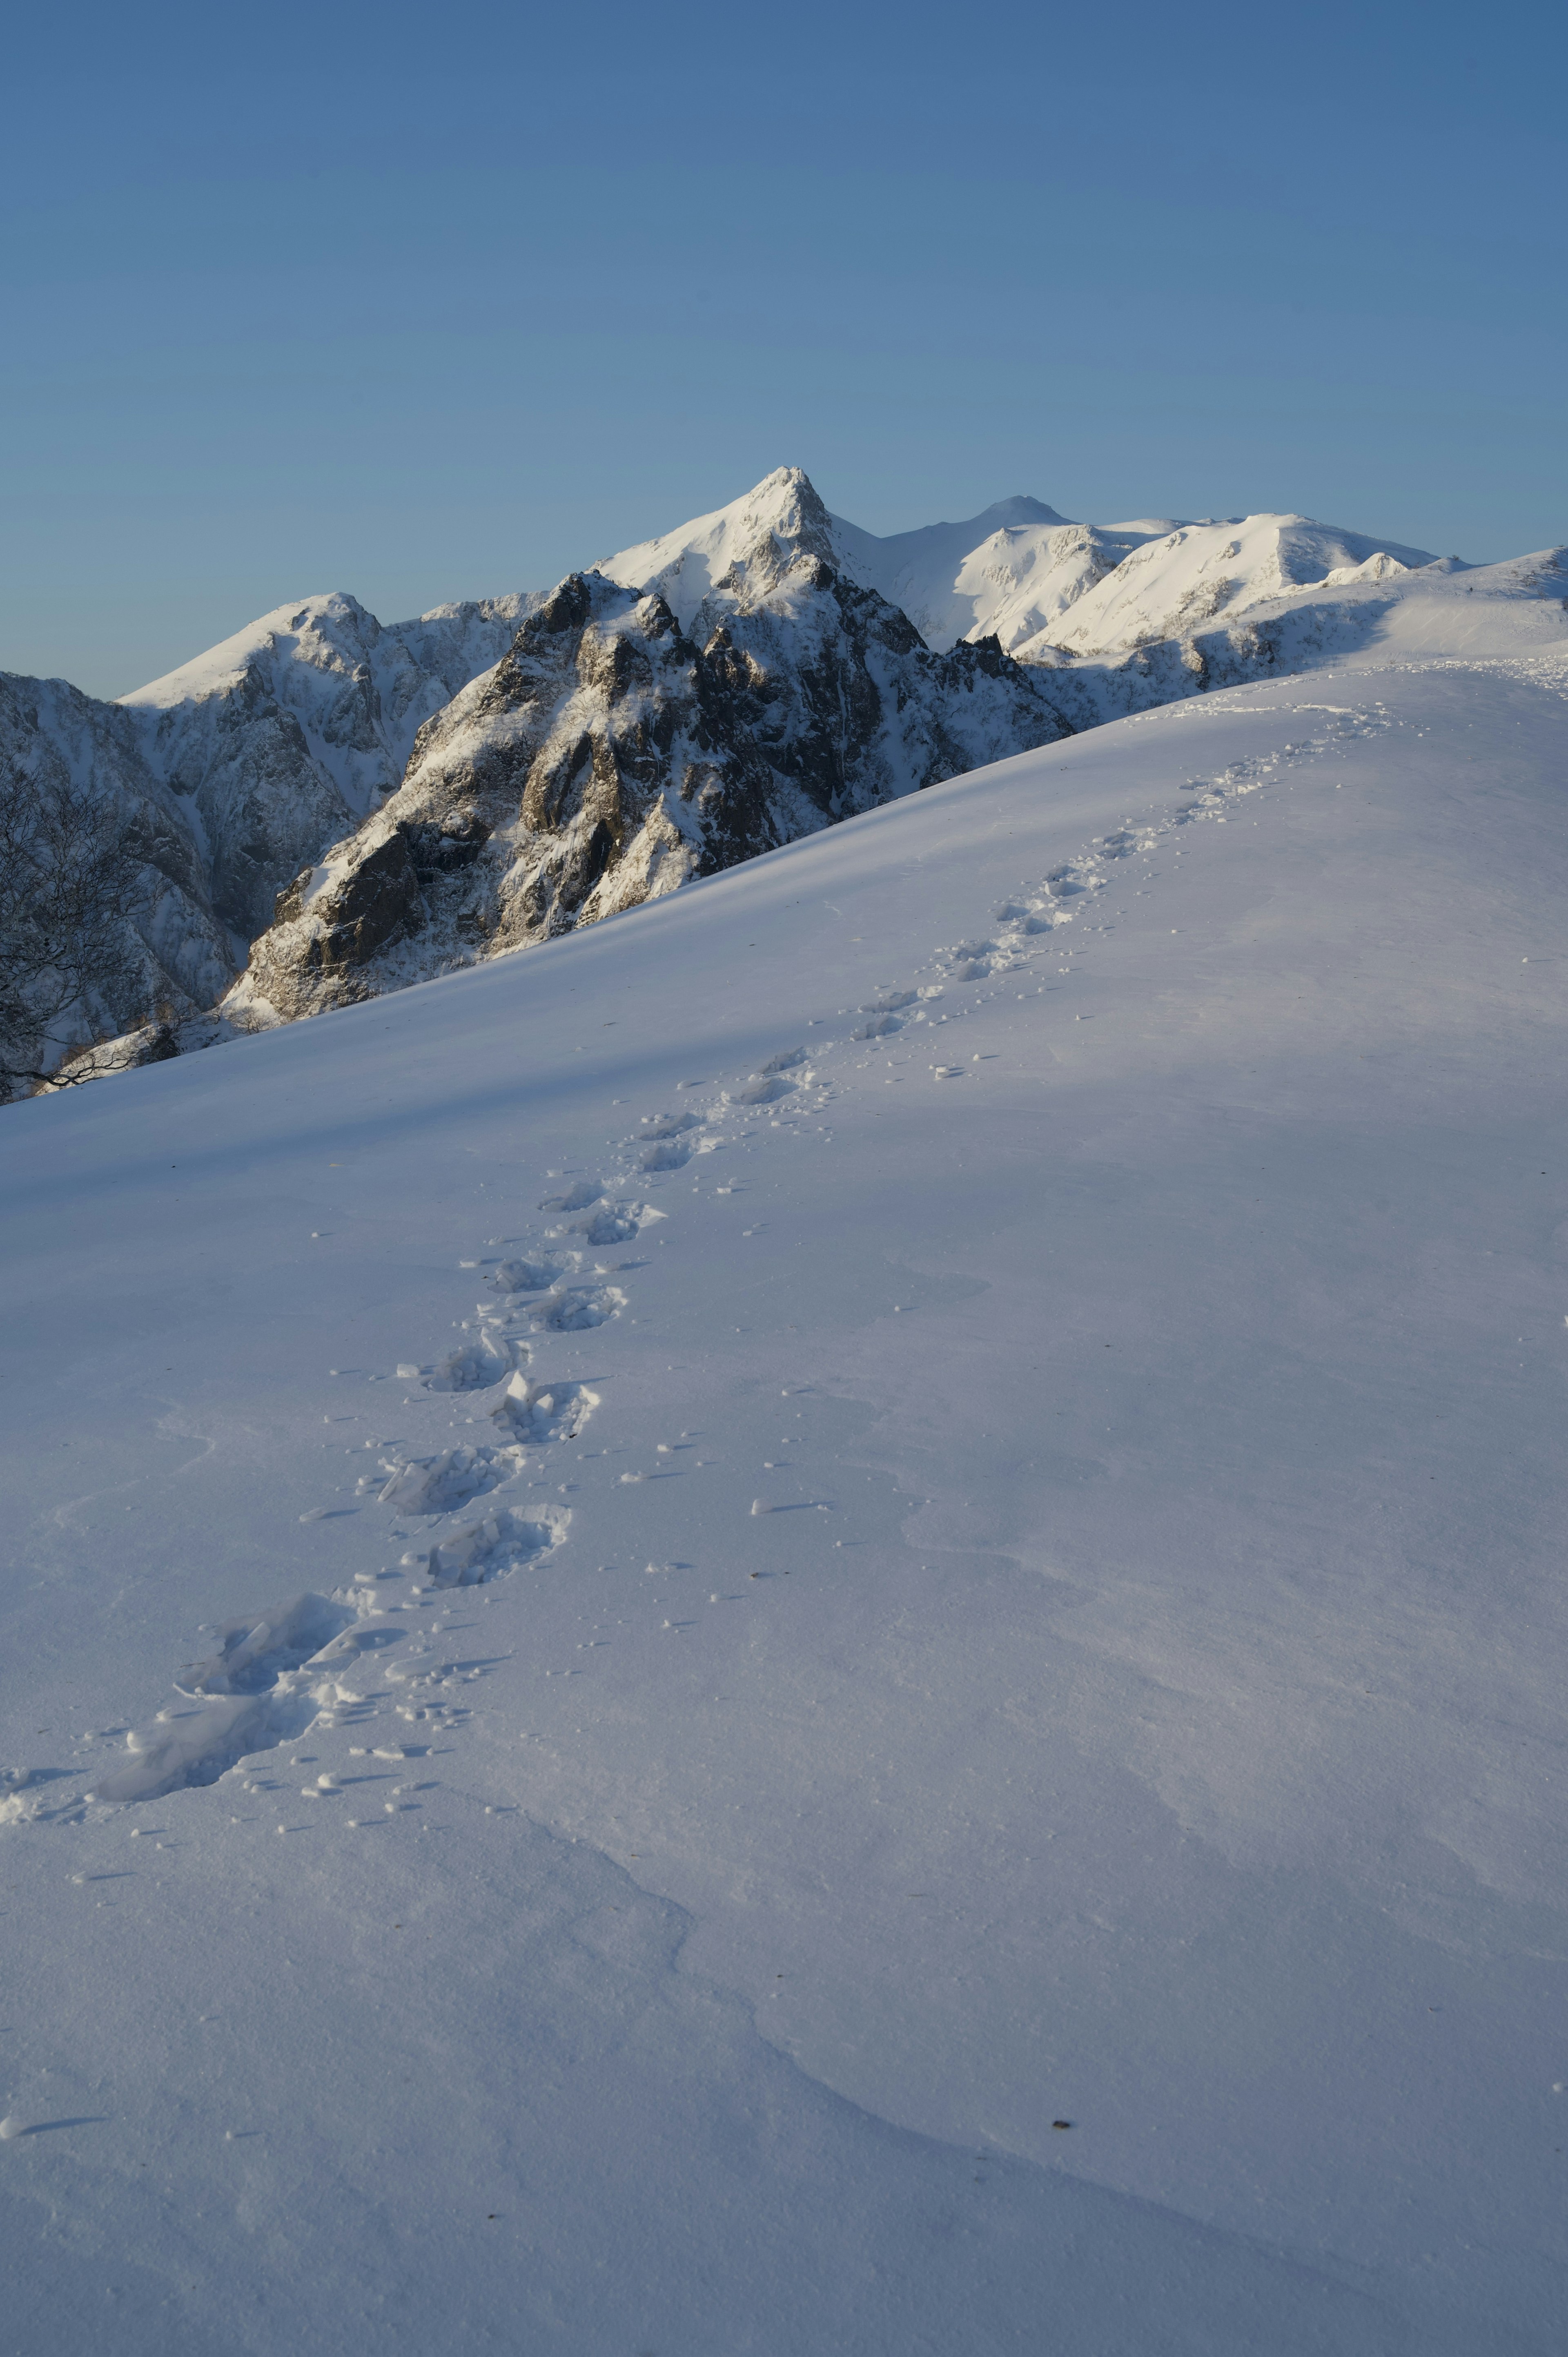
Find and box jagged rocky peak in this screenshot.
[226,552,1068,1027]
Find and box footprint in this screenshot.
[490,1256,565,1295]
[179,1594,355,1697]
[526,1283,625,1333]
[851,1014,902,1040]
[728,1074,795,1106]
[638,1140,693,1172]
[89,1594,375,1804]
[859,992,916,1013]
[489,1374,600,1446]
[634,1112,700,1140]
[424,1329,522,1391]
[570,1203,646,1246]
[417,1504,570,1589]
[760,1047,807,1072]
[378,1443,522,1515]
[540,1180,600,1212]
[937,939,996,980]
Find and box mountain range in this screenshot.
[4,466,1562,1087]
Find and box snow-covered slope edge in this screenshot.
[2,645,1566,2348]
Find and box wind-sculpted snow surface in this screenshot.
[5,644,1568,2346]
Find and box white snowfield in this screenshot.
[2,573,1567,2350]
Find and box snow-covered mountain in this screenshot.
[231,547,1066,1025]
[1,594,543,1085]
[120,589,543,938]
[598,465,1439,665]
[4,466,1560,1089]
[0,673,240,1040]
[5,587,1568,2348]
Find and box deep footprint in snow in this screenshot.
[524,1282,625,1333]
[422,1328,526,1391]
[568,1202,648,1246]
[490,1255,567,1296]
[540,1179,600,1212]
[727,1073,796,1106]
[490,1372,600,1445]
[377,1442,523,1515]
[406,1503,569,1589]
[633,1111,701,1141]
[86,1595,401,1804]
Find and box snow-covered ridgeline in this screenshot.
[7,466,1566,1094]
[596,464,1443,660]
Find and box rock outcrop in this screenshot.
[231,542,1069,1023]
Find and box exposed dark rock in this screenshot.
[232,553,1069,1023]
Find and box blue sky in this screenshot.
[5,0,1563,696]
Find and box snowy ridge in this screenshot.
[598,466,1442,662]
[122,588,544,818]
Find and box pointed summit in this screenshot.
[596,467,841,629]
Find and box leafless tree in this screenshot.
[0,758,141,1102]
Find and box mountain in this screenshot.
[0,672,241,1083]
[5,606,1568,2349]
[1,593,541,1089]
[119,589,544,939]
[598,467,1439,667]
[5,467,1560,1089]
[229,523,1067,1025]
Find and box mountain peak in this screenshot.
[595,468,840,626]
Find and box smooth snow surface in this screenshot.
[3,623,1567,2349]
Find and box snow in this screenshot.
[597,468,1442,663]
[120,587,544,825]
[2,578,1568,2346]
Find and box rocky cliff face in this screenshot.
[230,543,1069,1024]
[0,672,239,1057]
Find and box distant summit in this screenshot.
[6,465,1559,1094]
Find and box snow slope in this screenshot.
[3,605,1566,2348]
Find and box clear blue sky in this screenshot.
[5,0,1563,696]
